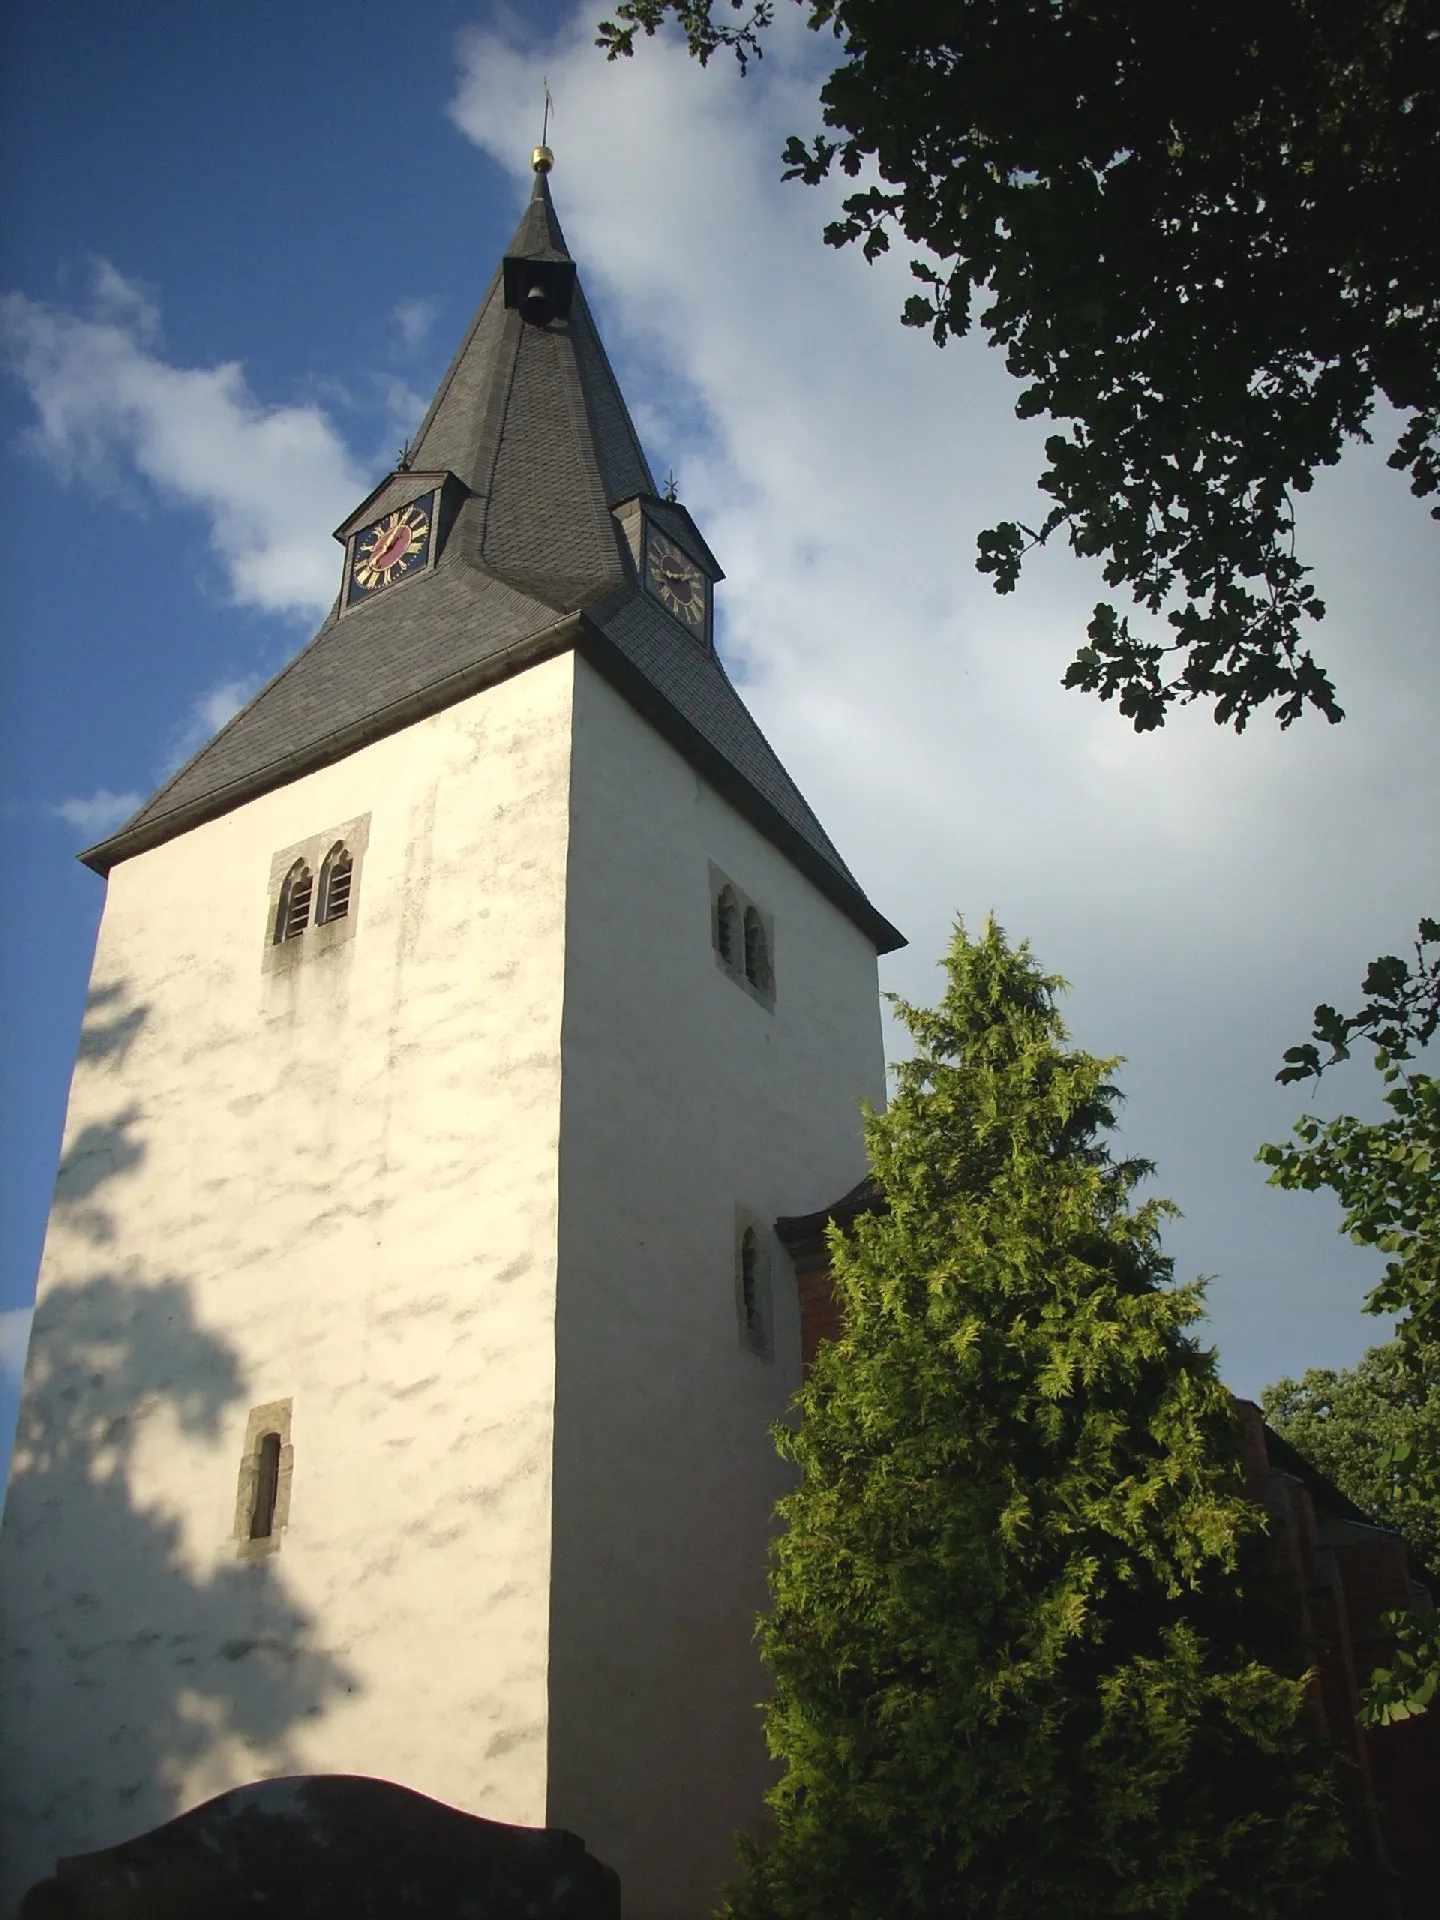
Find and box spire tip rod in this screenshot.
[534,77,554,174]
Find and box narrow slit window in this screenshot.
[235,1398,293,1555]
[274,860,313,944]
[743,907,771,992]
[249,1431,282,1540]
[740,1229,761,1339]
[317,842,354,924]
[716,886,739,968]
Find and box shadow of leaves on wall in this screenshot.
[1,977,360,1899]
[52,1109,146,1239]
[2,1272,359,1893]
[74,983,150,1069]
[49,978,155,1248]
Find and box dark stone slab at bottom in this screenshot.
[17,1774,621,1920]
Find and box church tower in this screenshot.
[0,157,902,1917]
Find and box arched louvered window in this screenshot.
[711,869,776,1006]
[317,842,354,925]
[740,1229,762,1341]
[248,1431,282,1540]
[716,886,740,968]
[743,906,771,993]
[273,860,313,944]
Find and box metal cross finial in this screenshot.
[664,469,678,503]
[542,77,552,148]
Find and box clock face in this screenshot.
[646,528,708,630]
[348,493,434,603]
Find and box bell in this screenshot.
[520,283,553,326]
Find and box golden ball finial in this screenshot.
[532,145,554,175]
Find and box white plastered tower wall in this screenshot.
[0,647,886,1915]
[0,657,577,1904]
[0,160,903,1915]
[547,661,885,1918]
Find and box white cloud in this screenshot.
[162,674,264,775]
[1,263,367,617]
[88,257,160,341]
[0,1308,31,1384]
[451,9,1440,1393]
[393,297,439,350]
[51,790,143,839]
[193,676,257,734]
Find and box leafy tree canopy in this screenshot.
[1261,923,1439,1723]
[1276,918,1440,1087]
[601,0,1440,732]
[1263,1336,1440,1569]
[1261,920,1439,1345]
[724,919,1370,1919]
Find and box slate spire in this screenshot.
[85,159,902,954]
[501,154,572,261]
[366,159,654,611]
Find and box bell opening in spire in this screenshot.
[502,253,576,327]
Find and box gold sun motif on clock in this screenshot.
[647,530,707,628]
[352,498,432,595]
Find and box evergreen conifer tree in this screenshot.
[727,920,1371,1919]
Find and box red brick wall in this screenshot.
[794,1253,846,1367]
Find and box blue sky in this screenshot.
[3,1,1437,1488]
[0,0,576,1472]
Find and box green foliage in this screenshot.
[1261,925,1440,1729]
[1276,920,1440,1086]
[1263,1338,1440,1568]
[1357,1609,1440,1727]
[599,1,1440,734]
[1259,1069,1440,1338]
[723,920,1367,1919]
[1260,923,1439,1348]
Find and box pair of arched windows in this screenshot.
[273,842,353,945]
[715,883,773,997]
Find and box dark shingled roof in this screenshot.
[774,1175,888,1256]
[83,167,903,955]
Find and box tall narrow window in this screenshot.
[274,860,313,944]
[249,1431,282,1540]
[235,1398,293,1556]
[740,1229,761,1339]
[317,842,353,925]
[716,886,739,968]
[744,907,771,993]
[735,1219,772,1359]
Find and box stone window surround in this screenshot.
[262,813,371,974]
[234,1398,295,1561]
[709,862,775,1011]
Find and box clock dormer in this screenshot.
[334,470,466,611]
[613,494,723,650]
